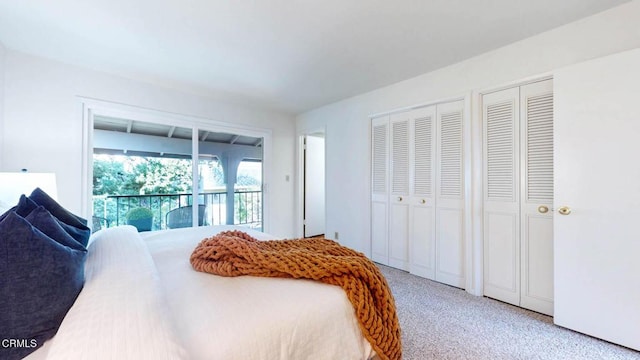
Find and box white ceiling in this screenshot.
[0,0,630,114]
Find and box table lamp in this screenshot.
[0,172,58,211]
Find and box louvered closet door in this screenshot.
[520,79,554,315]
[435,100,465,288]
[388,113,410,270]
[371,116,389,265]
[408,106,436,279]
[483,87,521,306]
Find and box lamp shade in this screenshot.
[0,172,58,209]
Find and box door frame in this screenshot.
[295,126,326,238]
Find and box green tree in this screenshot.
[93,158,142,195]
[133,158,192,194]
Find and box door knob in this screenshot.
[558,206,571,215]
[397,196,403,202]
[420,199,426,204]
[537,205,549,214]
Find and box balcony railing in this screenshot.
[92,190,262,231]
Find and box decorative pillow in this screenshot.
[0,212,87,360]
[25,206,87,251]
[29,188,91,246]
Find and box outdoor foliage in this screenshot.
[93,154,262,231]
[93,155,194,196]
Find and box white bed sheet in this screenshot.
[141,225,375,360]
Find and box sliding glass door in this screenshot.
[91,116,263,232]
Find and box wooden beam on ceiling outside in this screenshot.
[167,126,176,138]
[229,135,240,144]
[254,138,263,147]
[201,131,210,141]
[126,121,133,133]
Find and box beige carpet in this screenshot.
[378,264,640,360]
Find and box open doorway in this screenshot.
[303,133,325,238]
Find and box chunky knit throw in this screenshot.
[190,230,401,360]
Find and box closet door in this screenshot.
[520,80,554,315]
[435,100,465,288]
[388,113,410,270]
[409,106,436,279]
[483,87,521,306]
[371,115,389,265]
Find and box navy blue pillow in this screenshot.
[0,212,86,360]
[26,206,87,251]
[29,188,91,247]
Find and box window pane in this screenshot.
[198,157,226,226]
[92,117,192,232]
[197,131,263,230]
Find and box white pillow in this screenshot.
[46,226,189,360]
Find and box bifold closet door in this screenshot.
[519,80,554,315]
[434,100,465,288]
[483,87,521,306]
[409,106,436,279]
[483,80,554,316]
[388,113,410,270]
[371,115,389,265]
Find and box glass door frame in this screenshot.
[80,97,272,233]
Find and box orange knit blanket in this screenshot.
[190,230,401,360]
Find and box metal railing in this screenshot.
[93,190,262,231]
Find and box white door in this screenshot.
[554,49,640,351]
[519,80,554,315]
[409,106,437,279]
[483,87,521,306]
[389,113,410,270]
[371,116,389,265]
[435,100,465,288]
[304,135,325,237]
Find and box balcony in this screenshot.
[93,190,262,231]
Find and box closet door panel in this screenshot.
[389,198,409,270]
[435,208,464,287]
[389,114,410,270]
[435,100,465,288]
[371,116,389,265]
[520,79,554,315]
[409,106,436,279]
[371,202,388,264]
[483,87,520,304]
[485,212,519,305]
[410,204,435,278]
[521,215,553,312]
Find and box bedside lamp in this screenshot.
[0,172,58,209]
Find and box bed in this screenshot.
[24,225,378,360]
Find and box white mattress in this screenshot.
[141,225,375,360]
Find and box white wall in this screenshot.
[296,0,640,259]
[1,51,297,237]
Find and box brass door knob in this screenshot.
[558,206,571,215]
[420,199,426,204]
[537,205,549,214]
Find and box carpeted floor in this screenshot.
[378,264,640,360]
